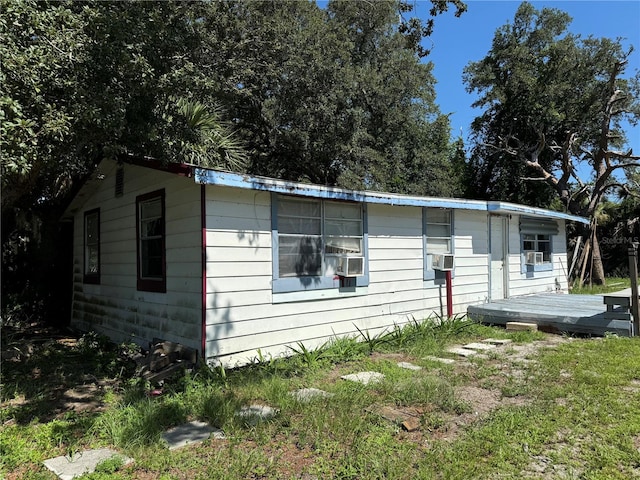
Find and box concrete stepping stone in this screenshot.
[464,342,496,351]
[162,420,225,450]
[341,371,385,385]
[397,361,422,371]
[43,448,132,480]
[447,346,478,357]
[483,338,512,345]
[236,404,278,425]
[290,387,333,402]
[423,355,456,365]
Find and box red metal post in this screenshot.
[446,270,453,318]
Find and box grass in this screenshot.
[571,276,631,295]
[2,316,640,479]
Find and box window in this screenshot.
[520,217,558,273]
[423,208,453,280]
[272,195,368,293]
[84,209,100,284]
[136,190,166,292]
[523,234,551,263]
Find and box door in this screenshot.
[490,216,508,300]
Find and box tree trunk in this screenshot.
[590,226,606,285]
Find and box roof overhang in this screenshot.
[194,168,590,223]
[487,201,589,224]
[61,158,590,225]
[194,168,489,211]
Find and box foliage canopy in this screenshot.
[463,1,640,284]
[1,0,467,315]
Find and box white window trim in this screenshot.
[520,233,554,274]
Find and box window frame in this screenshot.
[519,217,557,274]
[83,208,100,284]
[271,194,369,294]
[136,189,166,293]
[521,233,554,273]
[423,208,455,281]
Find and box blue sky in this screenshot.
[420,0,640,167]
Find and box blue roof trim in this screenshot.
[487,201,589,224]
[194,168,487,211]
[194,168,589,222]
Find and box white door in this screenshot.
[490,216,508,300]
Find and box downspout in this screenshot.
[201,184,207,362]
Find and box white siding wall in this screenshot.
[204,190,494,367]
[507,217,569,296]
[71,161,201,350]
[450,210,490,307]
[70,164,571,365]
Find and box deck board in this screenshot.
[467,294,632,336]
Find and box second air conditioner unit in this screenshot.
[432,253,455,271]
[525,251,544,265]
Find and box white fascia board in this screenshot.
[487,201,589,224]
[194,168,487,211]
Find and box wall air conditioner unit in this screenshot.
[336,256,365,277]
[525,251,544,265]
[432,254,455,271]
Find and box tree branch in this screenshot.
[519,176,549,181]
[605,150,640,161]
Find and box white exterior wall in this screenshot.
[204,189,495,367]
[451,210,491,307]
[507,217,569,296]
[68,163,572,366]
[70,161,202,350]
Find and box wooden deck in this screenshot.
[467,293,633,336]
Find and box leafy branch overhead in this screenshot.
[1,0,468,222]
[167,98,247,171]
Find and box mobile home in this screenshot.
[63,158,587,366]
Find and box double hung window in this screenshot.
[273,195,367,293]
[522,234,551,263]
[520,217,557,273]
[84,209,100,284]
[423,208,453,280]
[136,190,166,292]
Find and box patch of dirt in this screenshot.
[411,336,572,444]
[1,324,134,424]
[369,351,413,362]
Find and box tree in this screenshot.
[463,1,640,284]
[195,0,467,196]
[1,1,246,218]
[1,0,244,318]
[2,0,468,321]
